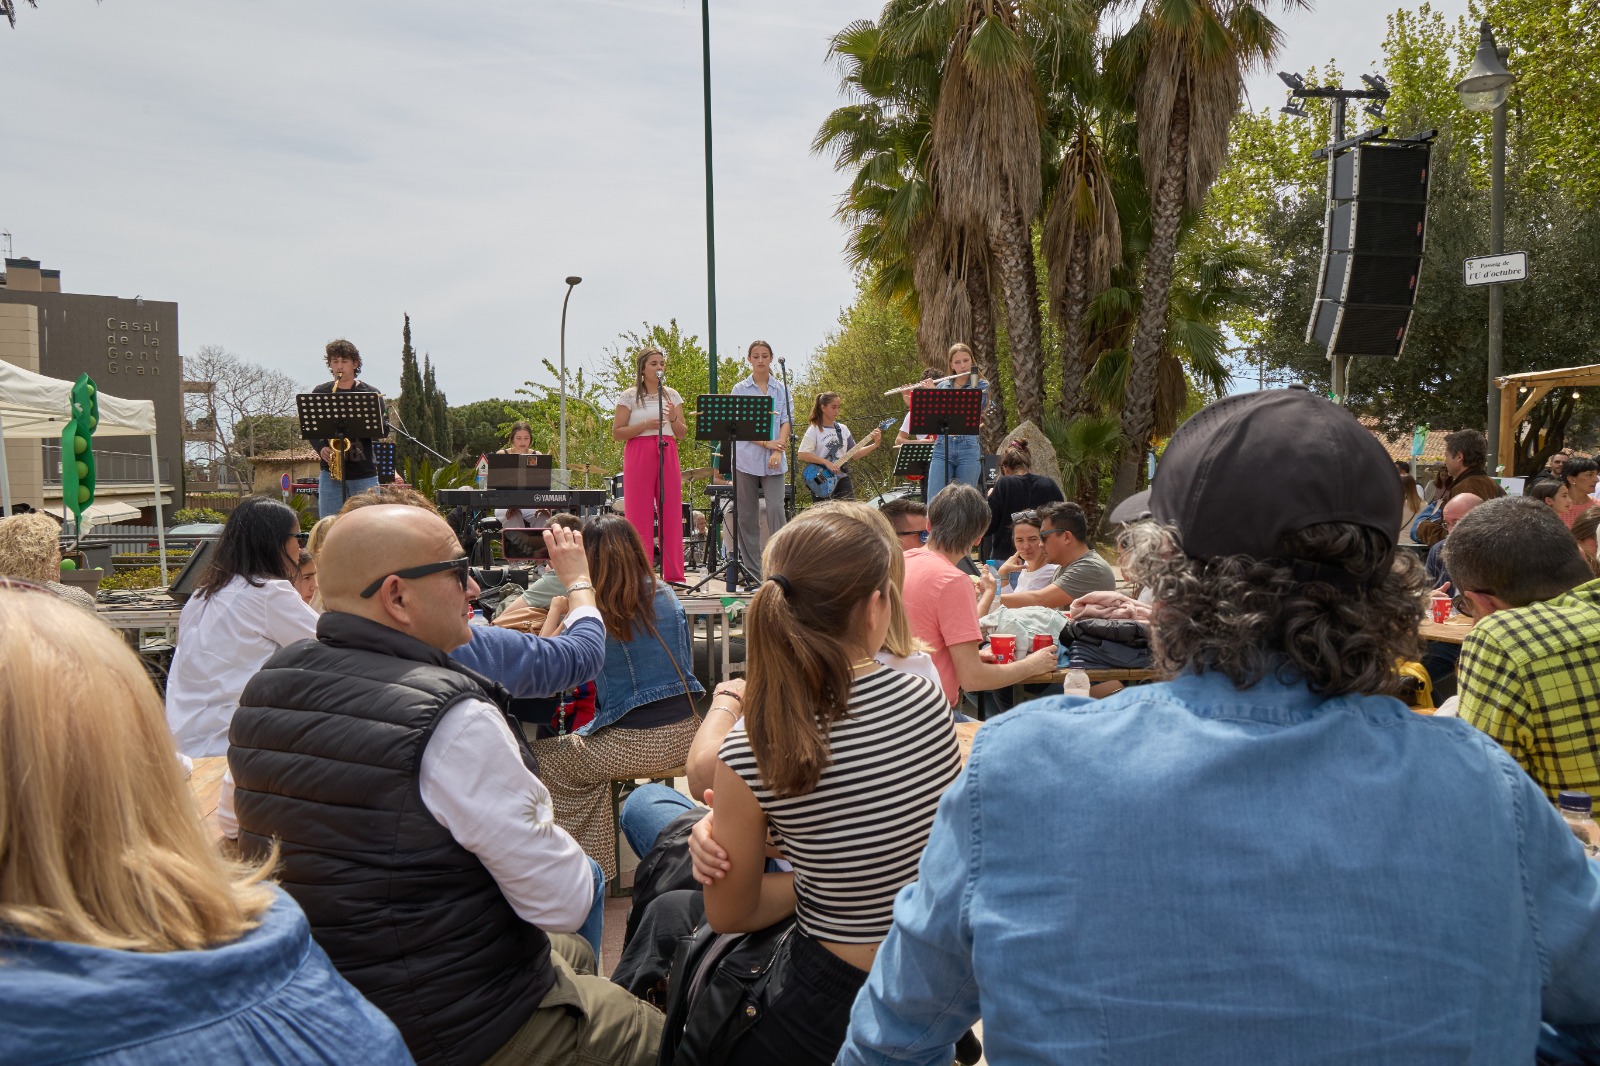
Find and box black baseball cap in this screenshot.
[1107,387,1400,561]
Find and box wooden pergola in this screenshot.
[1495,364,1600,472]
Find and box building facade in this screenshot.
[0,257,182,521]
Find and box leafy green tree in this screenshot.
[423,355,450,459]
[448,399,524,461]
[396,314,432,469]
[1103,0,1298,511]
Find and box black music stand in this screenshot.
[894,441,934,504]
[297,390,389,507]
[685,393,773,593]
[909,388,983,496]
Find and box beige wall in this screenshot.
[0,303,43,510]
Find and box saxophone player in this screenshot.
[309,339,383,517]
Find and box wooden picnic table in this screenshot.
[1419,617,1476,645]
[187,756,229,845]
[1021,667,1157,686]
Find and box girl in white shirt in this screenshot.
[166,497,318,757]
[978,513,1059,617]
[612,347,690,583]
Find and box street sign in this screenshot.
[280,472,292,491]
[1411,425,1428,458]
[1463,251,1528,287]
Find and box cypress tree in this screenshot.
[397,313,427,468]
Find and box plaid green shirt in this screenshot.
[1458,578,1600,799]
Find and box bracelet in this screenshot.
[709,704,741,720]
[713,687,742,701]
[566,580,594,594]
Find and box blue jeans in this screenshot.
[579,856,605,959]
[926,435,981,501]
[317,471,378,517]
[620,782,697,860]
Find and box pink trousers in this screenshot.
[623,434,684,582]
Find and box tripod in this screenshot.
[683,392,773,594]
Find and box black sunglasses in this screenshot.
[360,556,472,599]
[1038,526,1066,539]
[896,528,929,544]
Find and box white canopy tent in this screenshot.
[0,361,168,575]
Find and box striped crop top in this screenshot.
[717,667,961,944]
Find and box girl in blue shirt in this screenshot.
[923,343,988,500]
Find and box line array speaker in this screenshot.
[1306,142,1432,359]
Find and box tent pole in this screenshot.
[148,432,168,579]
[0,408,11,516]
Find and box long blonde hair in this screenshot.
[828,501,928,658]
[0,588,276,951]
[744,502,894,797]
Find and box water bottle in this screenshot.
[1064,668,1092,697]
[1557,791,1600,856]
[475,454,488,490]
[469,607,487,626]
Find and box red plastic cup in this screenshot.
[1031,633,1055,654]
[1430,594,1451,623]
[990,634,1017,664]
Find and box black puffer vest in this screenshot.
[230,612,552,1066]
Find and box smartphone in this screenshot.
[501,527,550,563]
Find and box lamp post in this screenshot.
[558,275,582,476]
[1457,20,1515,474]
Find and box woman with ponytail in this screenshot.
[690,502,962,1065]
[982,438,1064,559]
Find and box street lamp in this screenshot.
[558,275,582,477]
[1457,20,1515,473]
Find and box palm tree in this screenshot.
[1103,0,1298,509]
[895,0,1048,426]
[2,0,37,29]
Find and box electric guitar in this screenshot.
[802,417,898,499]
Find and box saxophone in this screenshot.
[328,372,350,481]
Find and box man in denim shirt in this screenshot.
[840,388,1600,1065]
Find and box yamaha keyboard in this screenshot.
[436,488,608,510]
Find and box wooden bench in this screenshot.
[610,765,688,896]
[187,756,230,846]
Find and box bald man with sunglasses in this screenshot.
[229,505,662,1066]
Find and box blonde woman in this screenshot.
[0,583,410,1065]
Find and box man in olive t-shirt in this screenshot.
[1000,501,1115,610]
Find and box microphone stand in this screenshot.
[656,370,669,581]
[779,357,796,519]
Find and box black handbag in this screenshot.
[656,917,798,1066]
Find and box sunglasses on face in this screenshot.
[360,556,472,599]
[1038,527,1066,540]
[897,528,929,544]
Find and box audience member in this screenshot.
[518,512,584,610]
[1571,506,1600,578]
[1559,456,1600,527]
[839,388,1600,1064]
[997,500,1116,609]
[977,510,1057,615]
[689,503,964,1065]
[981,440,1063,559]
[1446,496,1600,799]
[0,511,97,611]
[291,547,318,605]
[1424,492,1484,591]
[1398,469,1425,547]
[229,505,661,1066]
[902,484,1055,706]
[528,514,703,883]
[880,496,928,552]
[1527,478,1572,514]
[165,496,316,757]
[1537,449,1572,482]
[1415,428,1504,545]
[0,586,410,1065]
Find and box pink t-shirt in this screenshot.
[901,547,982,705]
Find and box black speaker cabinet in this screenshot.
[166,540,215,604]
[1306,142,1431,360]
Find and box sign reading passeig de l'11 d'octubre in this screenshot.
[1463,251,1528,287]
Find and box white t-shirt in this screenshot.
[1013,564,1060,594]
[165,577,319,757]
[875,649,945,696]
[800,422,856,465]
[615,386,685,439]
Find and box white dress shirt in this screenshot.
[165,577,319,758]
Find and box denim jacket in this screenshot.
[581,585,704,734]
[839,671,1600,1065]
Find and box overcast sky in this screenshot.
[4,0,1466,404]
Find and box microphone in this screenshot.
[656,369,665,381]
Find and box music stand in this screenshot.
[894,441,934,504]
[297,390,389,506]
[909,388,983,495]
[685,393,773,593]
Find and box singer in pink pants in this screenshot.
[612,347,689,583]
